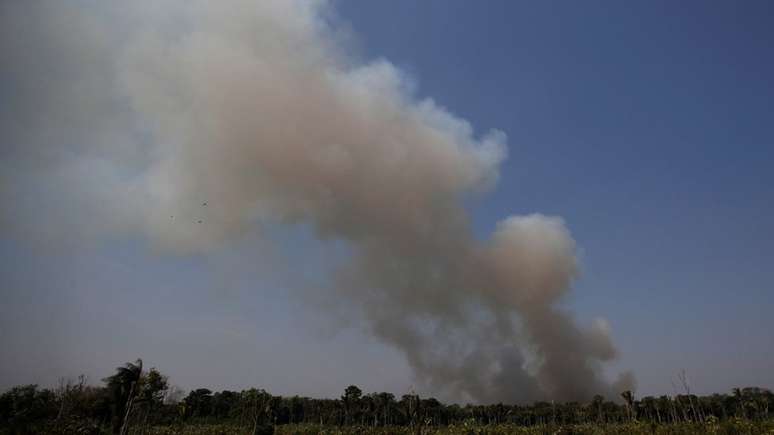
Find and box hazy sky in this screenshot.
[1,0,773,402]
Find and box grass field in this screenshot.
[130,420,774,435]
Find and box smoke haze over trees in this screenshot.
[0,0,637,404]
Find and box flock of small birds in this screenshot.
[169,202,207,223]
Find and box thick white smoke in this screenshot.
[0,0,633,402]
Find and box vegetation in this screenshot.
[1,359,772,434]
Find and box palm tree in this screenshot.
[104,359,142,435]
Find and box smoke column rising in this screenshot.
[0,0,633,402]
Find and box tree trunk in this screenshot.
[119,381,137,435]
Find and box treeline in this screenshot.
[1,359,772,434]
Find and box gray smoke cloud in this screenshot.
[0,0,633,402]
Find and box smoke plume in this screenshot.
[0,0,633,402]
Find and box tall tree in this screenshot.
[103,359,143,435]
[621,390,635,421]
[341,385,362,425]
[135,368,168,430]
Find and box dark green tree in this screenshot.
[103,359,143,435]
[341,385,362,425]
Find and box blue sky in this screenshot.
[1,0,772,400]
